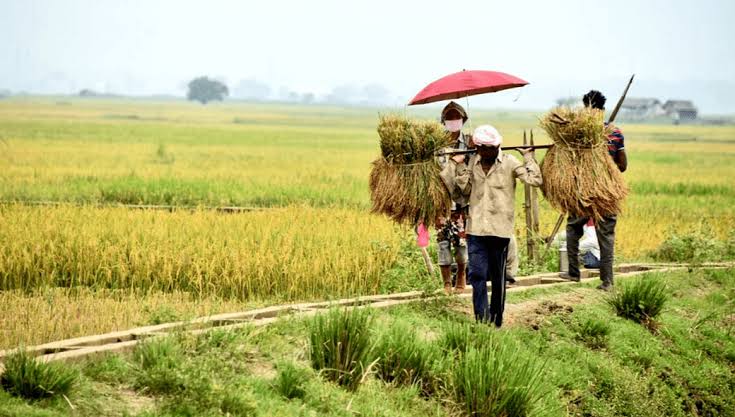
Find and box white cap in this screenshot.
[473,124,503,147]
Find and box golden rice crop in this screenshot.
[539,107,628,219]
[0,288,249,350]
[0,205,402,302]
[370,114,453,225]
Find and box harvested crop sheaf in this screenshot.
[370,114,453,225]
[539,107,628,219]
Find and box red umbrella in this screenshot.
[408,70,528,105]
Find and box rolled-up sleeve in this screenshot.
[440,160,472,199]
[513,154,542,187]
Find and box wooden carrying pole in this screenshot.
[436,144,552,157]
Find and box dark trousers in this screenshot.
[566,216,617,284]
[467,235,510,327]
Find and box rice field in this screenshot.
[0,287,249,351]
[0,205,401,299]
[1,97,734,348]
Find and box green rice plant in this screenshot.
[452,339,548,417]
[607,277,668,329]
[0,350,78,400]
[373,322,440,394]
[273,361,309,400]
[132,336,184,395]
[574,318,611,349]
[308,308,374,392]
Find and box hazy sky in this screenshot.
[2,0,734,111]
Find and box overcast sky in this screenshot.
[2,0,734,112]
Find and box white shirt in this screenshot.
[580,225,601,259]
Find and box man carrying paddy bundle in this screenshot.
[436,102,518,294]
[440,125,541,327]
[561,90,628,291]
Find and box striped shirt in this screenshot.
[605,123,625,157]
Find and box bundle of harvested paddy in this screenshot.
[539,107,628,219]
[369,114,453,225]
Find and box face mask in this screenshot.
[444,119,463,132]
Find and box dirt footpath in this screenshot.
[452,287,602,328]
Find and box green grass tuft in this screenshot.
[308,308,374,392]
[373,321,440,394]
[574,318,611,349]
[439,321,493,355]
[0,350,78,400]
[452,337,549,417]
[273,361,309,400]
[132,336,184,395]
[607,277,668,329]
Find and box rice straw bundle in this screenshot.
[539,107,628,220]
[369,114,453,225]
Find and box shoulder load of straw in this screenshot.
[369,114,453,225]
[539,107,628,220]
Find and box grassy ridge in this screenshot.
[1,268,732,416]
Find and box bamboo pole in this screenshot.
[530,129,540,261]
[545,214,565,252]
[523,130,535,262]
[420,247,434,275]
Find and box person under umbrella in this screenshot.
[435,101,471,294]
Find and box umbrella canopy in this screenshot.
[408,70,528,105]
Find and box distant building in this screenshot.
[552,96,699,123]
[663,100,698,121]
[619,97,664,120]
